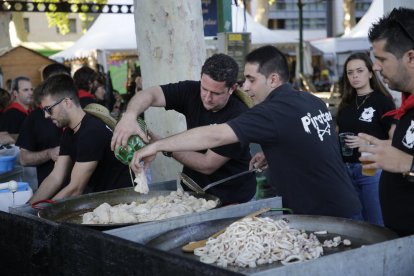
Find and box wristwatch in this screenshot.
[162,151,173,158]
[403,157,414,182]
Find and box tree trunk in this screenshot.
[134,0,206,182]
[254,0,269,27]
[238,0,252,14]
[343,0,356,35]
[12,13,28,43]
[0,12,12,48]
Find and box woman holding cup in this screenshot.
[336,52,395,226]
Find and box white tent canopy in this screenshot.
[310,0,384,55]
[232,5,297,44]
[342,0,383,38]
[310,36,370,54]
[51,0,135,61]
[52,2,300,62]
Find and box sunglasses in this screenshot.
[42,97,70,115]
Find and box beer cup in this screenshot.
[338,132,355,156]
[361,150,376,176]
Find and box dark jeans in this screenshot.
[344,163,384,226]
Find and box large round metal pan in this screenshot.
[146,213,398,273]
[36,187,221,229]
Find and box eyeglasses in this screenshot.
[42,97,68,115]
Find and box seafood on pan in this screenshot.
[194,216,351,268]
[82,190,217,224]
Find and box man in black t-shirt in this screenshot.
[16,107,62,185]
[16,64,70,186]
[0,76,33,144]
[358,8,414,236]
[112,54,256,205]
[29,74,130,203]
[131,46,362,219]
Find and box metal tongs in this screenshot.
[180,168,260,195]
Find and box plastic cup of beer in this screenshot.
[361,150,376,176]
[338,132,355,156]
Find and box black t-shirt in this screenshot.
[78,89,96,108]
[161,81,256,205]
[0,108,27,134]
[337,91,395,162]
[380,108,414,236]
[80,97,95,108]
[16,108,62,184]
[60,113,130,193]
[228,83,361,217]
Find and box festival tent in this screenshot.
[51,0,136,68]
[308,0,383,77]
[310,0,383,54]
[341,0,383,39]
[231,5,297,45]
[52,2,300,63]
[51,1,316,83]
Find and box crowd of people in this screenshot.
[0,63,138,202]
[1,7,414,237]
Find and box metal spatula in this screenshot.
[180,168,259,195]
[180,173,205,194]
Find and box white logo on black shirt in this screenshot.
[402,120,414,149]
[301,110,332,141]
[359,107,376,122]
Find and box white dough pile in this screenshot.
[134,170,149,194]
[82,190,217,224]
[194,217,325,268]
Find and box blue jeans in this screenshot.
[344,163,384,226]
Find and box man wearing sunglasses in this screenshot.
[29,74,130,203]
[0,76,33,144]
[16,64,70,186]
[358,7,414,237]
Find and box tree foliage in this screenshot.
[33,0,107,35]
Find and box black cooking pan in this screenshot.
[146,213,398,273]
[34,187,221,229]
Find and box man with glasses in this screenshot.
[29,74,130,203]
[358,7,414,236]
[0,76,33,144]
[16,64,70,186]
[112,54,256,205]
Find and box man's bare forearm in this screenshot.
[124,86,165,117]
[20,149,51,166]
[172,151,226,175]
[29,174,62,203]
[0,132,16,144]
[157,124,238,153]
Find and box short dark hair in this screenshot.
[37,74,80,106]
[0,88,11,109]
[42,63,71,80]
[73,66,98,91]
[11,76,30,92]
[245,45,289,83]
[201,54,239,88]
[369,7,414,59]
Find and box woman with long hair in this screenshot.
[336,52,395,226]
